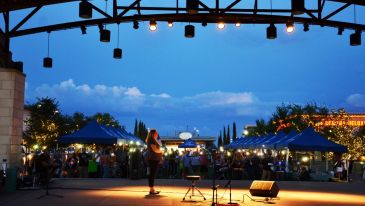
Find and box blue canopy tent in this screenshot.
[278,127,347,153]
[59,120,142,145]
[178,138,197,148]
[272,130,299,150]
[263,131,287,149]
[234,136,260,149]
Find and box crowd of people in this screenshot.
[18,146,361,185]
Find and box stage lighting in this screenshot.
[186,0,199,14]
[235,23,241,27]
[266,23,277,39]
[79,1,92,19]
[168,21,174,28]
[149,20,157,31]
[350,30,361,46]
[113,48,122,59]
[133,20,139,29]
[217,22,225,30]
[303,23,309,32]
[338,27,344,35]
[185,25,195,38]
[43,57,52,68]
[100,29,110,42]
[286,21,295,33]
[291,0,305,15]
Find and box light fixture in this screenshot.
[133,20,139,29]
[266,23,277,39]
[338,27,344,35]
[114,23,122,59]
[168,21,173,28]
[235,22,241,27]
[202,22,207,27]
[303,23,309,32]
[80,25,87,34]
[79,0,92,19]
[186,0,199,14]
[185,25,195,38]
[100,28,110,42]
[286,20,295,33]
[149,20,157,31]
[350,30,361,46]
[43,31,52,68]
[217,22,225,30]
[291,0,305,15]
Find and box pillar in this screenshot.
[0,67,25,168]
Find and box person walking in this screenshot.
[146,129,163,195]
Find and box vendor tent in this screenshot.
[58,120,141,145]
[276,127,347,153]
[178,138,197,148]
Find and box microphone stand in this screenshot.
[226,165,239,205]
[211,150,218,206]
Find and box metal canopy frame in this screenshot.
[0,0,364,65]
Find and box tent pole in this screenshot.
[325,152,328,172]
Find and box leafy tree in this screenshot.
[90,112,122,129]
[24,97,63,148]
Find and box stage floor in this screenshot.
[1,179,365,206]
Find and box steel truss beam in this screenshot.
[8,13,365,38]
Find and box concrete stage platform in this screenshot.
[1,179,364,206]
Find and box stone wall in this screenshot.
[0,68,25,168]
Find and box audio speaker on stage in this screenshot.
[249,181,279,198]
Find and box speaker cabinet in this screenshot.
[249,181,279,198]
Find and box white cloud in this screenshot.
[26,79,275,135]
[346,94,365,107]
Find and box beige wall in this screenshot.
[0,68,25,168]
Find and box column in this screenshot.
[0,67,25,168]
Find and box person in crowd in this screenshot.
[261,150,274,180]
[168,148,176,178]
[100,149,112,178]
[52,154,63,178]
[66,153,78,178]
[190,152,201,175]
[35,151,54,185]
[230,152,244,179]
[145,129,163,195]
[251,153,261,180]
[78,151,89,178]
[199,152,209,178]
[182,151,191,177]
[299,166,310,181]
[88,157,98,178]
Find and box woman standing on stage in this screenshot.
[146,129,163,195]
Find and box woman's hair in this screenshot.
[146,129,158,143]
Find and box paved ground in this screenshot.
[1,178,365,206]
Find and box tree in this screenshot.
[24,97,63,148]
[232,122,237,141]
[218,131,223,147]
[134,119,138,136]
[223,126,227,145]
[90,112,122,129]
[227,125,231,145]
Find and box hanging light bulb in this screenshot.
[235,22,241,27]
[291,0,305,15]
[149,20,157,31]
[133,20,139,30]
[79,1,92,19]
[266,23,277,39]
[303,23,309,32]
[217,22,225,30]
[338,27,344,35]
[186,0,199,14]
[202,22,208,27]
[100,28,110,42]
[350,30,361,46]
[168,21,174,28]
[43,31,52,68]
[185,25,195,38]
[114,23,122,59]
[286,21,295,33]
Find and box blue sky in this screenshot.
[4,1,365,136]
